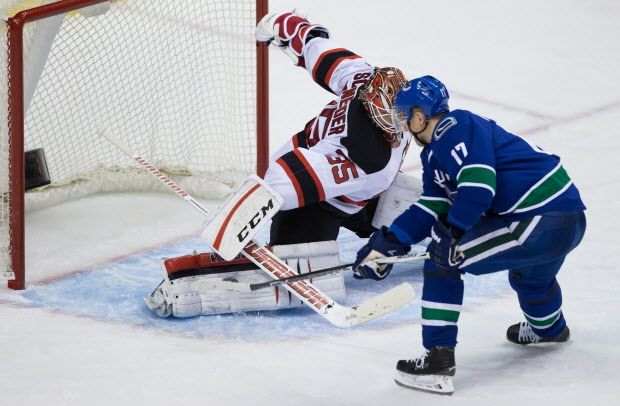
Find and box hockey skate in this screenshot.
[506,322,570,345]
[394,346,455,395]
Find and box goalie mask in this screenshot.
[359,67,407,147]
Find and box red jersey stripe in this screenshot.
[324,54,362,88]
[312,47,348,83]
[293,149,326,201]
[276,157,305,207]
[336,195,369,207]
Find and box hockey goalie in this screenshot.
[144,11,422,318]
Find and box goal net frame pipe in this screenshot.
[5,0,270,290]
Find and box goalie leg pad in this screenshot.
[146,241,344,318]
[273,240,345,302]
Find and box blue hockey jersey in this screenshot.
[390,110,586,245]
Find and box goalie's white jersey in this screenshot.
[265,38,411,214]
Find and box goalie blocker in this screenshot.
[145,240,345,317]
[201,175,283,261]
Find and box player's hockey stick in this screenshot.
[100,129,416,328]
[193,253,429,293]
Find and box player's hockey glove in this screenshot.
[428,219,465,270]
[353,226,411,280]
[255,10,329,65]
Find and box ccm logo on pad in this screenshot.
[236,199,276,243]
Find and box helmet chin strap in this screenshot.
[410,119,430,146]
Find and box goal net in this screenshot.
[0,0,269,288]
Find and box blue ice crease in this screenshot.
[6,228,510,341]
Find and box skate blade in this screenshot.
[394,371,454,395]
[512,339,570,347]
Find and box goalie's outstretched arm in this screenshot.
[256,10,374,96]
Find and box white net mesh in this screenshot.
[0,0,261,281]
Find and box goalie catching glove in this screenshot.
[353,226,411,280]
[256,10,330,65]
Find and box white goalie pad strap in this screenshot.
[201,175,283,260]
[148,241,344,318]
[272,240,341,277]
[372,172,423,228]
[272,240,339,262]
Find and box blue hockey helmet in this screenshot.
[392,76,449,131]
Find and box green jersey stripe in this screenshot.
[416,198,451,218]
[500,164,572,215]
[456,164,495,180]
[421,300,462,312]
[524,308,561,321]
[460,217,541,268]
[510,217,534,239]
[514,165,571,212]
[524,311,561,329]
[460,228,509,250]
[422,307,460,323]
[462,232,515,259]
[457,166,497,191]
[458,182,496,195]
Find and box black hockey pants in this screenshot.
[269,199,378,245]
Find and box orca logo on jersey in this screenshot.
[433,117,458,141]
[236,199,275,243]
[433,169,457,200]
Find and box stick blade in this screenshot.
[349,282,416,325]
[98,128,137,157]
[325,282,416,328]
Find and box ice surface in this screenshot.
[11,230,507,340]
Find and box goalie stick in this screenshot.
[100,129,416,328]
[193,253,430,293]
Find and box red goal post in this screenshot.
[1,0,270,289]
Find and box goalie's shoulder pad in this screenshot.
[202,175,283,260]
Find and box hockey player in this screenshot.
[145,11,419,318]
[256,11,412,246]
[353,76,586,395]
